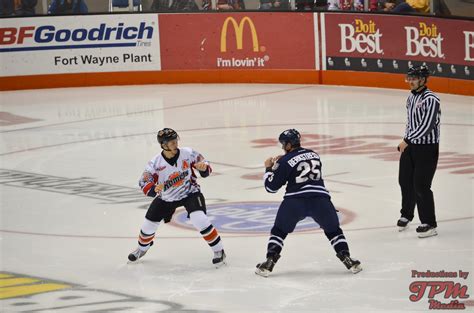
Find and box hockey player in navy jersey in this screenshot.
[128,128,226,267]
[256,129,362,277]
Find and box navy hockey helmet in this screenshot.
[407,65,430,78]
[279,129,301,147]
[157,128,178,145]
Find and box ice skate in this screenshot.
[255,254,280,278]
[397,217,410,232]
[337,251,362,274]
[212,249,226,268]
[128,241,153,263]
[416,224,437,238]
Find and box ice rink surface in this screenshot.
[0,84,473,312]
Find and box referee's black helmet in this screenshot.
[407,65,430,78]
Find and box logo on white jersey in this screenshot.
[163,171,188,191]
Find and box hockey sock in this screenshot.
[190,211,223,252]
[325,228,349,255]
[138,218,159,251]
[267,226,288,258]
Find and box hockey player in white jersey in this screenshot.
[128,128,226,267]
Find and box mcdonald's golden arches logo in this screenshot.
[220,17,260,53]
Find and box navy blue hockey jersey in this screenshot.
[264,148,330,198]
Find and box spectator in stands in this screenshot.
[368,0,376,10]
[314,0,329,10]
[259,0,290,10]
[112,0,141,11]
[48,0,88,14]
[377,0,398,11]
[12,0,37,15]
[202,0,243,10]
[353,0,364,10]
[368,0,381,11]
[393,0,429,14]
[260,0,279,10]
[150,0,198,11]
[0,0,15,16]
[328,0,364,10]
[436,0,450,16]
[296,0,314,10]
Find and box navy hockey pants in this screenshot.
[274,196,340,234]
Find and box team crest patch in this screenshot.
[164,171,187,190]
[170,202,354,234]
[182,160,189,170]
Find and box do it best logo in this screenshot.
[405,22,444,58]
[217,16,269,68]
[409,270,471,310]
[339,19,383,54]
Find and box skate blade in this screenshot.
[350,264,363,274]
[418,230,438,238]
[214,260,227,269]
[398,225,409,232]
[255,268,270,277]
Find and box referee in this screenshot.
[396,65,441,238]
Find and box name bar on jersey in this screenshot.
[288,152,319,167]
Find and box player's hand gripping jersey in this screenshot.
[139,148,211,202]
[264,148,330,198]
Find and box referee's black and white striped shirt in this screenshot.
[404,86,441,145]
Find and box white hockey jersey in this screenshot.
[139,147,211,202]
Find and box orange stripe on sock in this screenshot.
[139,235,154,244]
[204,229,218,242]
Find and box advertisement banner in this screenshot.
[0,14,161,77]
[159,13,315,70]
[321,13,473,80]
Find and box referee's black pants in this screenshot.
[399,144,439,227]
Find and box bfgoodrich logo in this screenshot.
[0,22,154,53]
[171,202,353,234]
